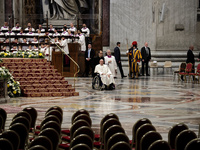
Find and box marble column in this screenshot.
[0,1,5,25]
[102,0,110,46]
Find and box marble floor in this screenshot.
[1,73,200,141]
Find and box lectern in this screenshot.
[52,43,85,77]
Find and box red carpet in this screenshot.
[0,58,79,97]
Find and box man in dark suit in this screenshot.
[114,42,126,78]
[94,50,104,67]
[141,42,151,76]
[186,45,195,80]
[85,44,95,77]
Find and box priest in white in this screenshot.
[60,36,69,54]
[94,59,115,86]
[104,49,117,77]
[77,30,86,51]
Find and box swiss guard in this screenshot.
[128,41,142,79]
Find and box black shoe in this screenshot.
[122,76,127,78]
[146,74,150,76]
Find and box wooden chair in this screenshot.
[148,140,171,150]
[10,116,30,132]
[45,106,63,115]
[40,121,61,135]
[28,145,48,150]
[98,113,119,142]
[0,115,3,133]
[189,63,200,83]
[36,115,61,130]
[23,107,37,132]
[9,123,29,150]
[71,143,91,150]
[107,132,129,150]
[177,63,187,82]
[61,109,90,136]
[62,119,90,142]
[150,61,158,74]
[104,125,125,150]
[71,109,90,123]
[0,130,20,150]
[185,138,200,150]
[0,138,14,150]
[72,126,94,141]
[45,110,63,123]
[101,118,121,149]
[39,128,60,150]
[140,131,162,150]
[110,141,132,150]
[175,130,197,150]
[70,134,93,150]
[168,123,188,149]
[178,63,193,82]
[135,123,156,150]
[131,118,152,148]
[164,61,172,74]
[72,114,92,126]
[0,108,7,132]
[12,111,32,125]
[28,136,53,150]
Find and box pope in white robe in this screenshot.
[94,59,115,86]
[104,49,117,77]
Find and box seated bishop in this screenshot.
[94,59,115,87]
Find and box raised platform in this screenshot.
[0,58,79,97]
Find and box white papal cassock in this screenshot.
[104,56,117,77]
[94,64,115,86]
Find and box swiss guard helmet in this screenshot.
[132,41,137,47]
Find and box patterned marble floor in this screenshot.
[1,74,200,141]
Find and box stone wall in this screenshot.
[110,0,199,51]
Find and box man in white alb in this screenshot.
[12,22,21,31]
[94,59,115,87]
[81,24,90,37]
[104,49,118,78]
[25,23,35,32]
[1,22,9,31]
[69,23,76,32]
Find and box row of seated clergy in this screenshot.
[0,22,90,37]
[0,31,86,52]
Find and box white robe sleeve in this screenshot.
[104,56,108,65]
[113,56,118,70]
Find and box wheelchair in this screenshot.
[92,73,115,90]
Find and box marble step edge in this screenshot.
[23,92,79,97]
[21,84,72,88]
[23,88,75,92]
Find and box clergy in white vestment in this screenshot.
[94,59,115,86]
[12,22,21,31]
[60,36,69,54]
[77,30,86,51]
[81,24,90,37]
[104,49,117,77]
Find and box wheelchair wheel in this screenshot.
[92,75,101,90]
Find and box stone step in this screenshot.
[19,80,68,85]
[2,58,48,63]
[21,84,72,89]
[10,69,58,74]
[13,73,62,77]
[14,76,65,81]
[23,87,75,93]
[6,65,54,70]
[24,92,79,97]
